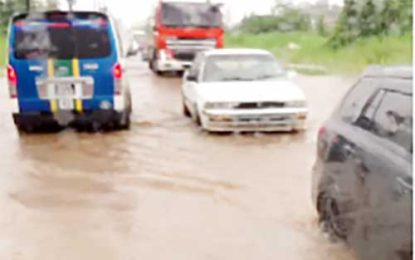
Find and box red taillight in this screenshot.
[113,63,123,80]
[48,22,70,28]
[113,63,123,95]
[7,65,17,85]
[7,65,18,98]
[318,126,326,140]
[317,126,327,157]
[14,21,25,27]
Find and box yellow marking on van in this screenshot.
[72,59,83,112]
[48,59,58,113]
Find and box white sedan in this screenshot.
[181,49,308,132]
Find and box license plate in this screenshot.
[58,99,74,110]
[55,84,76,98]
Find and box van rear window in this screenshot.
[13,24,111,60]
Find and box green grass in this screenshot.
[0,35,6,68]
[226,32,413,74]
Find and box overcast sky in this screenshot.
[68,0,343,27]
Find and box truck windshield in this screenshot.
[13,21,111,60]
[161,2,222,28]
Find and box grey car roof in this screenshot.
[363,65,413,79]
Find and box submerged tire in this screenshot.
[117,111,131,130]
[317,193,352,241]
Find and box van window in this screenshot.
[14,25,111,60]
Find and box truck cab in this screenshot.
[148,0,224,75]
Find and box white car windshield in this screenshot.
[202,54,286,82]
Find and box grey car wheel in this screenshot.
[317,193,352,241]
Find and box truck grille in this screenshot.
[236,102,285,109]
[174,52,196,61]
[166,38,217,51]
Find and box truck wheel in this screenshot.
[317,192,352,242]
[118,94,132,130]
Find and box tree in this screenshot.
[399,0,412,32]
[317,15,327,36]
[329,0,360,47]
[379,0,400,35]
[0,0,46,32]
[359,0,379,37]
[0,0,26,32]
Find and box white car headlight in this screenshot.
[286,100,307,108]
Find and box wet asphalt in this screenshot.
[0,58,357,260]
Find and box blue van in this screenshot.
[7,11,132,132]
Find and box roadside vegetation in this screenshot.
[0,35,5,68]
[226,32,412,74]
[229,0,412,74]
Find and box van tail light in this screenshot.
[7,65,18,98]
[113,63,123,95]
[113,63,123,80]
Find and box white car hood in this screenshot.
[195,80,306,103]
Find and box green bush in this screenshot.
[0,35,6,68]
[239,6,311,34]
[226,32,412,74]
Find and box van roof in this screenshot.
[12,10,109,23]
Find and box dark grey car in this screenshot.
[311,66,412,260]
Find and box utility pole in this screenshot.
[26,0,30,12]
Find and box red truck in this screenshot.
[147,0,224,75]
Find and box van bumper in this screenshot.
[13,110,126,130]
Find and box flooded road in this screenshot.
[0,58,357,260]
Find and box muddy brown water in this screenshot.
[0,58,357,260]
